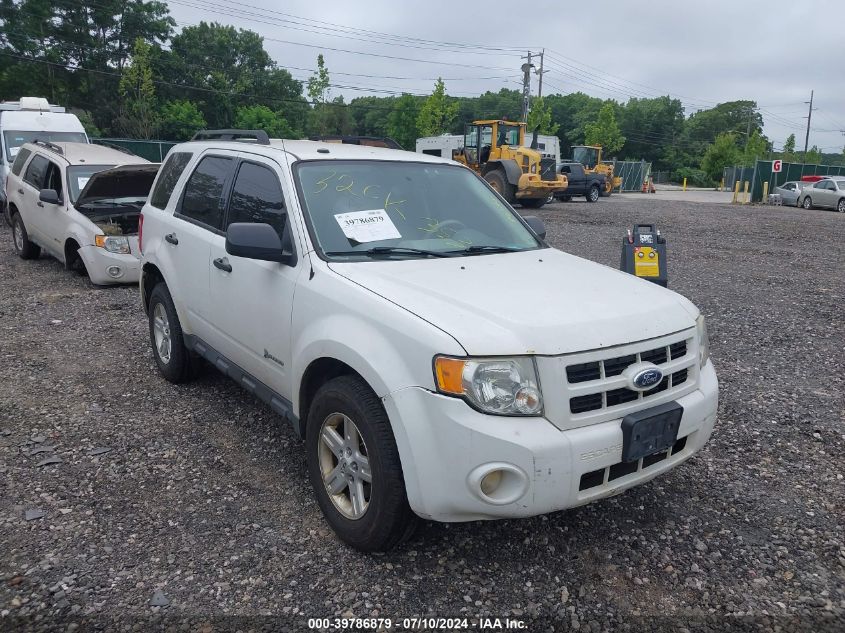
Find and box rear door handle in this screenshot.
[213,257,232,273]
[164,233,178,245]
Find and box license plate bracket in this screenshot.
[621,401,683,463]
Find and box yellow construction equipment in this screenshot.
[571,145,622,195]
[452,120,567,208]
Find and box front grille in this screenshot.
[565,338,694,415]
[579,435,690,491]
[540,158,557,181]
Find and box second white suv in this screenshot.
[7,141,158,284]
[139,130,718,552]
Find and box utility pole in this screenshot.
[803,90,815,153]
[536,49,549,99]
[520,51,534,123]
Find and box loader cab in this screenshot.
[463,120,524,167]
[572,145,601,169]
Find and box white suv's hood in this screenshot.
[328,248,698,355]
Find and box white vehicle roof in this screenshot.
[178,138,457,166]
[21,141,149,166]
[0,110,85,133]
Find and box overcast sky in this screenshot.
[167,0,845,152]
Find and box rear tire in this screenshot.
[484,169,515,204]
[838,198,845,213]
[306,375,418,552]
[587,185,600,203]
[148,283,199,383]
[12,213,40,260]
[520,197,546,209]
[802,196,813,210]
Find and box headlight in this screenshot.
[434,356,543,416]
[95,235,130,254]
[696,314,710,368]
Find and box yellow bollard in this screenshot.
[732,181,740,204]
[743,181,750,204]
[683,177,687,192]
[720,178,725,192]
[762,181,769,204]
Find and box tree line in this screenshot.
[1,0,842,185]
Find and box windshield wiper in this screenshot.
[448,245,523,255]
[326,246,453,258]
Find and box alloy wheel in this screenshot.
[318,412,372,520]
[152,302,172,364]
[13,222,24,251]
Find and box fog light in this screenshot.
[480,470,503,496]
[107,266,123,278]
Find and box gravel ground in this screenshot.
[0,197,843,633]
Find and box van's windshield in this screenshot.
[294,160,541,260]
[3,131,87,161]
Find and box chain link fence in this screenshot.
[604,160,652,192]
[725,161,845,202]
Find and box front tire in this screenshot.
[484,169,516,204]
[12,213,41,260]
[802,196,813,210]
[838,198,845,213]
[306,375,418,552]
[587,185,600,203]
[148,283,199,383]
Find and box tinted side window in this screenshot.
[226,162,286,238]
[11,148,32,176]
[179,156,233,230]
[23,155,49,189]
[150,151,192,209]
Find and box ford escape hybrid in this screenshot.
[139,130,718,551]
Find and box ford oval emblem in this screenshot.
[632,367,663,390]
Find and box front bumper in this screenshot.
[515,173,568,198]
[77,245,141,285]
[384,360,718,522]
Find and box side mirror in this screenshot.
[225,221,293,264]
[39,189,61,205]
[522,215,547,241]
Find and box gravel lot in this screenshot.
[1,196,843,632]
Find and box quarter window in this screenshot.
[179,156,234,230]
[226,161,286,239]
[150,151,192,210]
[23,155,49,189]
[11,148,32,176]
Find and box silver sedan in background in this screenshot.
[798,178,845,212]
[772,181,812,206]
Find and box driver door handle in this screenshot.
[213,257,232,273]
[164,233,178,245]
[17,188,24,195]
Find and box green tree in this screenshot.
[118,38,158,138]
[526,97,559,136]
[307,54,331,104]
[71,109,101,137]
[235,104,294,138]
[584,102,625,155]
[782,133,796,162]
[700,132,741,181]
[162,22,306,131]
[742,130,769,166]
[306,54,336,135]
[619,96,685,167]
[158,100,206,141]
[386,94,420,150]
[804,145,822,165]
[416,78,458,137]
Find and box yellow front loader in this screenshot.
[452,120,567,208]
[572,145,622,195]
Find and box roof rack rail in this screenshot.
[91,140,137,156]
[191,129,271,145]
[31,139,64,155]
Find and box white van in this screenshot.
[1,97,89,223]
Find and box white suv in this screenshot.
[7,141,158,284]
[139,130,718,552]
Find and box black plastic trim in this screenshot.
[184,334,302,438]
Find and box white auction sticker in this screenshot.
[334,209,401,243]
[77,177,90,190]
[8,147,19,157]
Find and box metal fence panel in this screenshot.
[605,160,652,191]
[748,161,845,202]
[92,138,177,162]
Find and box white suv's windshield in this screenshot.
[295,161,541,260]
[3,131,87,161]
